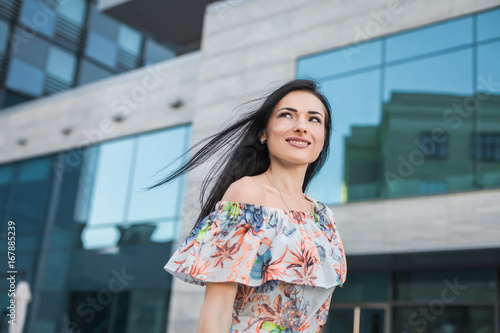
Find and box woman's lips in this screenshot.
[286,140,309,148]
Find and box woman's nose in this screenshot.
[293,118,308,133]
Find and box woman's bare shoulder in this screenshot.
[221,176,265,204]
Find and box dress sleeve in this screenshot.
[164,201,347,288]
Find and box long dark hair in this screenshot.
[147,79,333,226]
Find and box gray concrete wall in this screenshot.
[168,0,500,332]
[0,51,200,164]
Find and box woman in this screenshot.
[151,79,346,332]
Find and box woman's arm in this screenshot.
[197,282,239,333]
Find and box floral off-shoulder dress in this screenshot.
[164,195,347,333]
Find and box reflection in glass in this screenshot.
[12,157,52,234]
[393,306,494,333]
[46,46,77,84]
[2,90,30,108]
[57,0,86,26]
[394,270,496,302]
[39,252,71,292]
[327,308,354,333]
[385,17,473,63]
[29,292,66,333]
[13,32,50,67]
[298,8,500,203]
[477,8,500,42]
[476,41,500,189]
[419,131,449,159]
[87,138,134,226]
[384,48,473,102]
[150,221,177,243]
[78,59,113,85]
[309,69,381,204]
[81,226,120,249]
[88,4,119,40]
[297,40,382,80]
[125,290,167,332]
[68,290,129,332]
[0,165,13,223]
[332,272,388,302]
[81,220,178,249]
[6,58,45,96]
[127,127,190,222]
[360,309,384,333]
[85,31,118,68]
[118,25,142,56]
[143,39,175,65]
[20,0,56,37]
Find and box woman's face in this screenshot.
[262,90,327,166]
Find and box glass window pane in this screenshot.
[298,40,382,79]
[78,59,113,86]
[88,4,119,40]
[143,39,175,65]
[88,138,134,226]
[384,49,473,101]
[6,58,45,96]
[150,220,178,243]
[2,90,30,108]
[386,17,473,63]
[85,31,117,68]
[360,309,384,333]
[11,157,52,235]
[57,0,86,26]
[29,292,67,333]
[0,19,9,54]
[118,25,142,56]
[126,291,167,333]
[46,45,76,84]
[393,306,494,333]
[382,49,474,197]
[20,0,56,37]
[47,150,88,251]
[81,226,120,249]
[476,40,500,188]
[332,272,388,302]
[68,291,129,332]
[0,164,13,209]
[394,270,496,302]
[477,8,500,42]
[39,252,71,291]
[12,30,50,67]
[308,69,381,204]
[477,41,500,94]
[327,308,354,332]
[127,127,191,222]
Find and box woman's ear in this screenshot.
[260,129,267,144]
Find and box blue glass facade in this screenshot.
[0,125,191,332]
[0,0,175,109]
[298,8,500,206]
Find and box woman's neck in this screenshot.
[265,164,308,197]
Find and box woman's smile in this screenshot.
[286,138,311,148]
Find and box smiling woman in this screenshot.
[148,79,347,333]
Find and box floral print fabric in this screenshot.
[164,197,347,332]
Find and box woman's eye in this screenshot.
[311,116,322,123]
[279,112,292,118]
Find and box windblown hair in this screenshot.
[147,79,333,227]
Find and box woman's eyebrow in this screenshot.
[277,107,324,118]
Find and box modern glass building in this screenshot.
[0,0,499,332]
[0,125,192,331]
[0,0,175,109]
